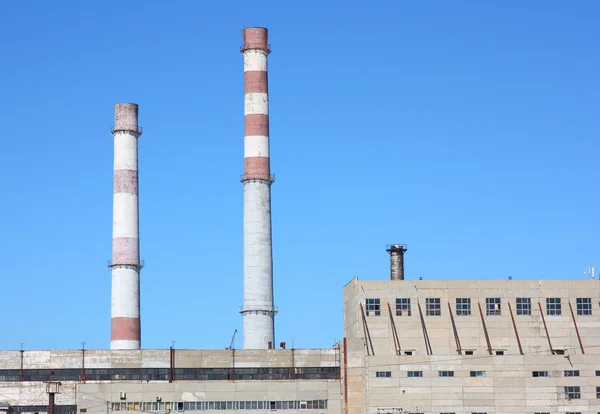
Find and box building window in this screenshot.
[376,371,391,378]
[403,350,413,356]
[471,412,487,414]
[494,350,505,355]
[486,297,501,315]
[597,386,600,399]
[456,298,471,316]
[112,400,329,411]
[426,298,441,316]
[565,386,581,399]
[534,413,549,414]
[532,371,548,377]
[577,298,592,315]
[564,370,580,377]
[547,297,561,315]
[438,371,454,377]
[552,349,565,355]
[469,371,486,377]
[366,299,380,316]
[396,298,411,316]
[407,371,422,377]
[516,297,531,315]
[596,370,600,376]
[463,350,475,355]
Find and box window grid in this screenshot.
[456,298,471,316]
[366,299,380,316]
[565,386,581,399]
[0,367,340,382]
[469,371,486,377]
[547,297,562,316]
[438,371,454,377]
[577,298,592,315]
[375,371,391,378]
[486,298,501,316]
[564,370,580,377]
[532,371,548,377]
[426,298,441,316]
[407,371,422,377]
[396,298,411,316]
[112,401,328,411]
[516,297,531,315]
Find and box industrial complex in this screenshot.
[1,27,599,414]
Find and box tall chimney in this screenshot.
[386,244,407,280]
[109,103,142,350]
[239,27,277,349]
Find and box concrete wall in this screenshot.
[0,349,341,413]
[79,381,341,414]
[343,277,600,414]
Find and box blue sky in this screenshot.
[0,0,598,351]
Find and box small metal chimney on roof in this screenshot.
[386,244,408,280]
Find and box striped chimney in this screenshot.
[239,27,277,349]
[109,103,142,350]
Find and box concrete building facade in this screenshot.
[343,276,600,414]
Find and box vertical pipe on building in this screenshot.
[507,302,524,355]
[239,27,277,349]
[343,338,348,414]
[477,302,493,355]
[538,301,553,353]
[447,302,462,355]
[19,349,23,382]
[386,245,407,280]
[568,302,585,354]
[109,103,142,350]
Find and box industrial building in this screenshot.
[1,26,598,414]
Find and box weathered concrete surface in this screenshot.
[344,277,600,414]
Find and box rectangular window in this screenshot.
[456,298,471,316]
[469,371,486,377]
[534,413,550,414]
[547,297,562,315]
[494,350,505,355]
[516,297,531,315]
[403,350,413,356]
[376,371,391,378]
[565,386,581,399]
[532,371,548,377]
[486,297,501,315]
[463,350,474,355]
[552,349,565,355]
[438,371,454,377]
[366,298,380,316]
[597,370,600,376]
[577,298,592,315]
[396,298,411,316]
[407,371,422,377]
[597,386,600,399]
[426,298,441,316]
[564,370,580,377]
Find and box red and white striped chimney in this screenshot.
[239,27,277,349]
[109,103,142,350]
